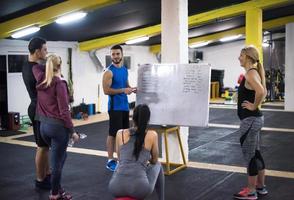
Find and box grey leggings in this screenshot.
[238,116,265,176]
[109,162,165,200]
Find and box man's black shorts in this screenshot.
[108,110,129,137]
[28,104,49,148]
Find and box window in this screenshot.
[8,55,28,73]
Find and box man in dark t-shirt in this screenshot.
[22,37,51,189]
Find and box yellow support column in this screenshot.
[245,8,263,63]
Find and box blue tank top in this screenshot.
[107,64,129,111]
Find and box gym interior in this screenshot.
[0,1,294,200]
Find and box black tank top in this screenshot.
[237,68,262,120]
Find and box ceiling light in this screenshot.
[264,31,270,35]
[56,12,87,24]
[219,34,242,42]
[262,42,270,47]
[125,36,149,44]
[11,26,40,38]
[189,41,211,48]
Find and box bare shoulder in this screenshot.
[146,130,158,138]
[144,130,158,149]
[247,68,259,75]
[103,69,113,78]
[246,69,261,82]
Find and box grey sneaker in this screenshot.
[256,186,268,195]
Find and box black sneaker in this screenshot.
[35,175,51,190]
[45,174,51,182]
[256,185,268,195]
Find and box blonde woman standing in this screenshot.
[33,54,79,200]
[234,46,268,200]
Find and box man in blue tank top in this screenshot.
[102,45,136,171]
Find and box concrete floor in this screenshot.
[1,107,294,200]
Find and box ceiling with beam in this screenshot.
[0,0,293,50]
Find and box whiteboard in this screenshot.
[136,63,211,127]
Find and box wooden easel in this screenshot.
[150,126,187,175]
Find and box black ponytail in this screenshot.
[132,104,150,160]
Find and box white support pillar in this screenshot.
[161,0,188,63]
[161,0,189,163]
[285,23,294,111]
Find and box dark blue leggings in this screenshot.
[40,122,69,195]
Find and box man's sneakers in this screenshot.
[256,185,268,195]
[233,187,258,200]
[35,174,51,190]
[106,159,117,172]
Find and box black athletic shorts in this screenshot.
[108,110,129,137]
[28,103,49,148]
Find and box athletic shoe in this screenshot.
[256,185,268,195]
[49,189,72,200]
[106,159,117,172]
[49,193,72,200]
[233,187,258,200]
[35,178,51,190]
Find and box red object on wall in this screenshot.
[238,74,244,84]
